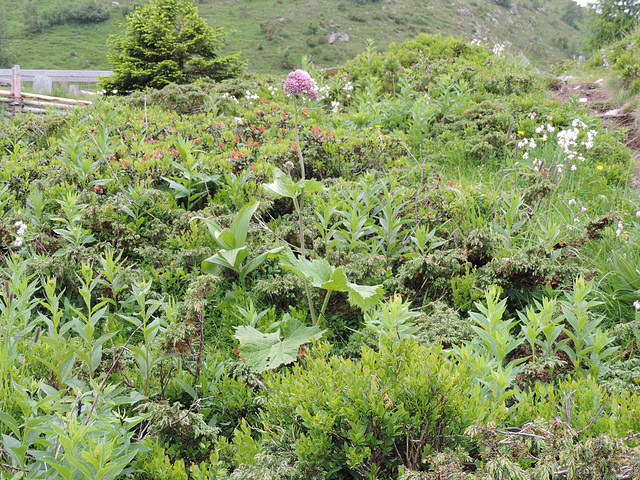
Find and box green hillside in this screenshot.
[0,0,590,73]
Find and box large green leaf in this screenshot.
[280,248,384,311]
[346,282,386,312]
[218,247,248,270]
[280,247,334,287]
[234,315,326,373]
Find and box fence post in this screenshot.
[10,65,22,116]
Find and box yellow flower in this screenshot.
[517,130,525,136]
[597,165,603,170]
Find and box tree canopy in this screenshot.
[588,0,640,50]
[101,0,242,92]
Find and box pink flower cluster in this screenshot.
[283,69,318,101]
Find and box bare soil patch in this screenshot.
[553,78,640,149]
[553,78,640,189]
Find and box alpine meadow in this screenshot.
[2,0,640,479]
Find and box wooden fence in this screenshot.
[0,65,93,116]
[0,67,112,85]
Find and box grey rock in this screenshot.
[328,32,350,44]
[32,75,52,94]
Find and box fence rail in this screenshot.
[1,65,93,116]
[0,68,112,84]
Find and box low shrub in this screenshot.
[261,340,464,478]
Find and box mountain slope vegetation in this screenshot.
[0,0,590,72]
[1,31,640,478]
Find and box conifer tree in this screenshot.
[101,0,242,92]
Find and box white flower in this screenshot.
[15,220,27,236]
[14,237,23,247]
[634,300,640,310]
[571,164,577,171]
[529,139,537,149]
[547,124,555,133]
[636,211,640,218]
[568,199,576,205]
[535,126,544,134]
[113,89,118,94]
[522,151,529,160]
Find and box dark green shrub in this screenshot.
[464,229,497,267]
[261,340,464,478]
[416,300,474,347]
[67,1,110,24]
[41,0,110,27]
[388,250,469,307]
[101,0,242,92]
[205,361,262,439]
[123,84,212,114]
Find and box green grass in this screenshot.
[1,0,592,73]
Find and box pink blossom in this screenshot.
[283,70,318,100]
[284,161,295,169]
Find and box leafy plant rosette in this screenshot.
[195,201,283,287]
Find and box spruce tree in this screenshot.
[101,0,242,93]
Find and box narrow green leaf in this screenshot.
[230,201,260,248]
[175,378,197,399]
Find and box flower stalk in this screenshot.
[284,69,319,324]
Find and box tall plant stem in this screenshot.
[318,290,332,324]
[293,97,306,206]
[292,96,317,325]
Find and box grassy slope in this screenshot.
[200,0,591,72]
[1,0,590,73]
